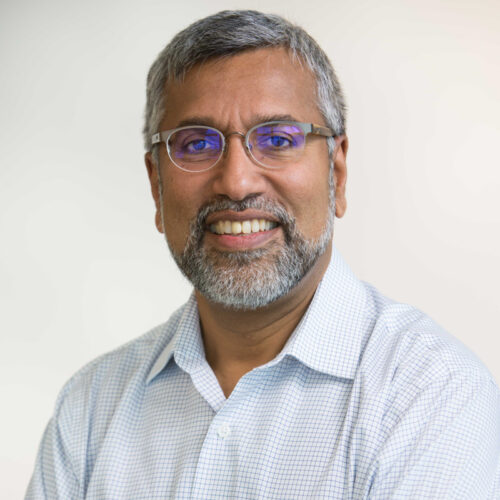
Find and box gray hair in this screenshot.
[143,10,346,161]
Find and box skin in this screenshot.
[145,47,348,397]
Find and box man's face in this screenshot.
[146,47,347,309]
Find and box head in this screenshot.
[144,10,348,310]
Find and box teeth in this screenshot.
[209,218,278,235]
[231,221,242,234]
[242,221,251,234]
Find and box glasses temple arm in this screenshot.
[310,124,335,137]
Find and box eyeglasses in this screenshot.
[151,121,334,172]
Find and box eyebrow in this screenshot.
[175,114,302,130]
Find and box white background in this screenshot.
[1,0,499,497]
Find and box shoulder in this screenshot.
[35,303,191,485]
[354,284,500,497]
[360,282,497,390]
[355,282,500,441]
[52,305,185,420]
[355,282,500,458]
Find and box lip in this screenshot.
[205,209,280,226]
[205,225,281,251]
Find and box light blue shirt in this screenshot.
[26,247,500,499]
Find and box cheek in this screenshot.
[160,170,203,246]
[276,163,331,232]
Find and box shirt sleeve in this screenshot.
[25,383,82,500]
[25,416,81,500]
[368,370,500,499]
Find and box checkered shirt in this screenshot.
[26,246,500,499]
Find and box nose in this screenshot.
[210,133,267,201]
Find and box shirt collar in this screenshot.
[146,293,205,384]
[276,245,370,380]
[147,245,370,384]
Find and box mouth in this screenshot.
[203,210,282,250]
[209,218,279,236]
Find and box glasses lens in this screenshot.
[168,127,223,171]
[249,123,305,168]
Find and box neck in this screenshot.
[195,243,332,394]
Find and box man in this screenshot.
[26,10,500,499]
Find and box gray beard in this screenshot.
[165,194,335,311]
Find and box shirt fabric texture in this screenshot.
[26,247,500,499]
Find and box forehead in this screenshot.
[161,47,323,130]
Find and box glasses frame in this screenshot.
[151,120,335,173]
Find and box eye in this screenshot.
[257,133,296,150]
[170,128,222,157]
[181,135,220,154]
[251,123,304,156]
[269,135,292,148]
[185,139,211,153]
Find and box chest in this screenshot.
[83,365,374,499]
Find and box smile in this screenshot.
[209,219,279,236]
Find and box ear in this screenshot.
[144,152,164,234]
[332,135,348,218]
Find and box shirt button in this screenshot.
[217,422,231,439]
